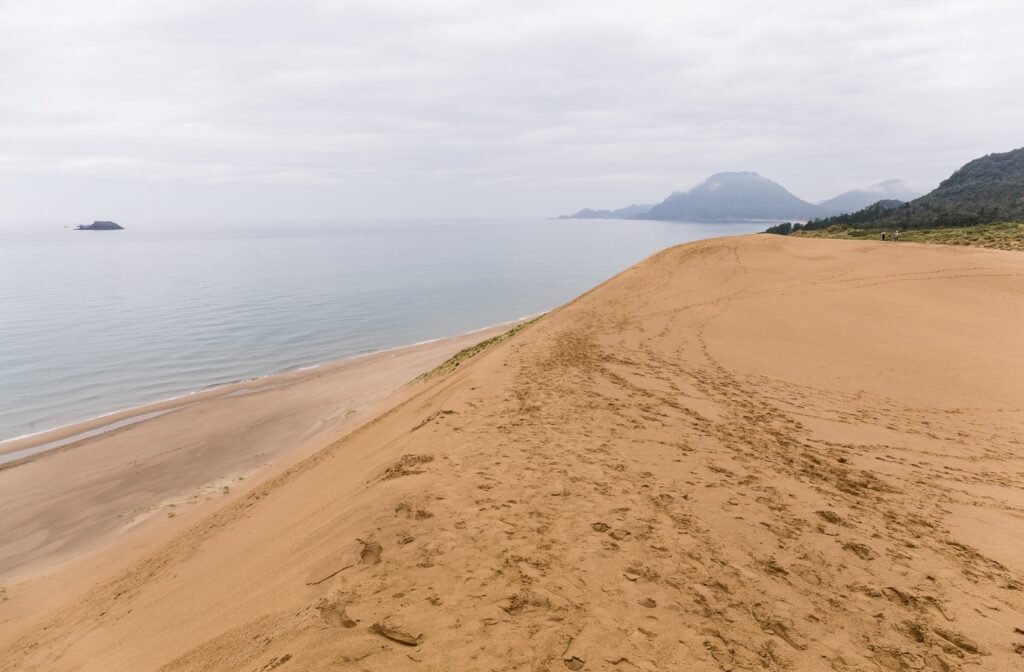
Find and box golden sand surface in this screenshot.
[0,323,514,583]
[2,235,1022,671]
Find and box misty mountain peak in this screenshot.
[872,179,908,191]
[817,179,919,215]
[699,172,768,190]
[705,171,764,181]
[640,171,822,221]
[560,172,924,222]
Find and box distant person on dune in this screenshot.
[881,231,886,241]
[895,229,901,241]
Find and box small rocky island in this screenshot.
[75,220,124,230]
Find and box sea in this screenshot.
[0,218,764,442]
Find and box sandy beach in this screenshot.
[2,234,1023,671]
[0,322,518,585]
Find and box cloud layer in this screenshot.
[1,0,1022,222]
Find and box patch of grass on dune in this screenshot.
[794,221,1024,251]
[414,316,543,382]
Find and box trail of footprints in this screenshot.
[8,243,1023,672]
[164,300,1023,670]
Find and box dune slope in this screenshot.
[4,235,1024,671]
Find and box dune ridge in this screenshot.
[3,234,1023,671]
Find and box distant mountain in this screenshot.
[561,174,921,223]
[818,180,919,216]
[642,172,824,221]
[796,147,1024,231]
[561,203,654,220]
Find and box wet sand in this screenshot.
[2,235,1023,671]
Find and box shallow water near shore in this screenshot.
[0,218,763,442]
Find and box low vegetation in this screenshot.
[789,220,1024,251]
[414,316,543,382]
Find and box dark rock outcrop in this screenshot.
[75,221,124,230]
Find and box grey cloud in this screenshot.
[1,0,1022,223]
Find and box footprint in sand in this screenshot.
[317,599,358,628]
[370,621,423,646]
[842,541,875,561]
[815,510,845,525]
[358,539,382,565]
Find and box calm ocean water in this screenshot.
[0,218,763,441]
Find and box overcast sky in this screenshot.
[1,0,1022,225]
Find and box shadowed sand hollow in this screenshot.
[2,234,1023,671]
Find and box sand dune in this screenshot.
[0,325,513,583]
[2,234,1023,671]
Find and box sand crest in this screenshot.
[2,235,1022,671]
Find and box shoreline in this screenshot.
[0,315,539,469]
[0,317,530,582]
[4,235,1022,669]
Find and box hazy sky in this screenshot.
[1,0,1022,224]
